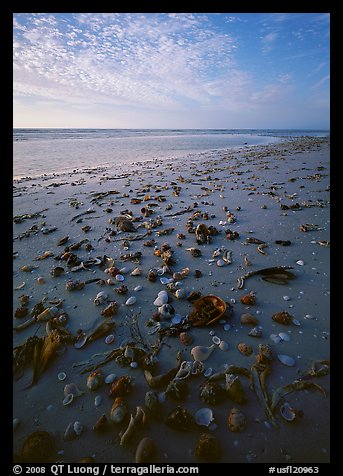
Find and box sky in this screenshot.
[13,13,330,129]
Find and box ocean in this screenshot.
[13,128,329,179]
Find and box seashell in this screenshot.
[62,393,74,406]
[130,267,142,276]
[36,277,45,285]
[110,397,128,424]
[105,334,115,345]
[120,406,147,446]
[63,422,77,441]
[171,314,182,325]
[105,373,116,384]
[94,291,108,306]
[278,332,291,342]
[219,340,229,351]
[50,266,64,277]
[222,250,232,264]
[57,235,69,246]
[115,274,125,282]
[119,267,130,274]
[147,270,157,282]
[158,303,175,318]
[227,407,247,432]
[64,383,84,397]
[86,369,104,391]
[195,408,214,427]
[212,336,221,345]
[174,361,193,380]
[192,360,204,376]
[216,259,225,267]
[74,332,88,349]
[166,406,194,431]
[237,343,253,357]
[199,381,226,405]
[134,285,143,292]
[145,390,163,420]
[65,279,85,291]
[58,372,67,381]
[223,323,231,331]
[256,343,274,364]
[240,292,256,306]
[195,433,221,462]
[73,421,83,436]
[92,414,109,433]
[125,296,137,306]
[280,402,297,422]
[225,374,246,404]
[272,311,294,325]
[240,313,259,326]
[165,379,188,400]
[175,288,185,299]
[101,302,119,317]
[130,361,138,368]
[135,437,156,463]
[153,294,168,306]
[248,327,262,338]
[270,333,282,344]
[191,344,215,362]
[20,265,39,272]
[179,332,193,346]
[203,368,213,378]
[160,277,173,285]
[109,375,134,398]
[21,431,55,463]
[114,284,128,295]
[94,395,103,407]
[296,260,304,266]
[292,318,301,326]
[278,354,296,367]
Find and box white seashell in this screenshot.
[191,344,215,362]
[175,288,185,299]
[280,402,296,422]
[73,421,83,436]
[278,332,291,342]
[119,267,129,274]
[64,383,84,397]
[105,373,116,384]
[171,314,182,325]
[292,318,301,326]
[212,336,221,345]
[195,408,214,427]
[130,361,138,369]
[223,324,231,331]
[216,259,225,267]
[58,372,67,381]
[160,277,173,285]
[296,260,304,266]
[219,340,229,351]
[270,334,282,344]
[94,291,108,305]
[283,296,291,301]
[203,368,213,378]
[131,267,141,276]
[105,334,115,345]
[305,314,315,320]
[154,295,168,306]
[278,354,296,367]
[62,394,74,406]
[94,395,102,407]
[158,290,168,298]
[115,274,125,282]
[125,296,136,306]
[134,285,143,292]
[158,304,174,318]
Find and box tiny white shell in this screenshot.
[292,319,301,326]
[216,259,225,267]
[119,267,129,274]
[58,372,67,381]
[73,421,83,436]
[130,361,138,368]
[280,402,296,422]
[296,260,304,266]
[115,274,125,282]
[125,296,136,306]
[278,332,291,342]
[203,368,213,377]
[223,324,231,331]
[94,395,102,407]
[212,336,221,345]
[160,277,173,285]
[195,408,214,427]
[62,394,74,406]
[105,334,115,345]
[130,267,141,276]
[283,296,291,301]
[270,334,282,344]
[219,340,229,351]
[278,354,296,367]
[171,314,182,325]
[105,373,116,384]
[134,285,143,292]
[175,288,185,299]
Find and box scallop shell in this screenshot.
[278,354,296,367]
[125,296,136,306]
[227,407,247,432]
[195,408,214,427]
[191,344,215,362]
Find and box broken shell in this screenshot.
[101,302,119,317]
[227,407,247,432]
[87,369,104,391]
[74,332,88,349]
[240,292,256,306]
[278,332,291,342]
[130,267,142,276]
[109,375,134,398]
[92,414,109,433]
[278,354,296,367]
[199,381,226,405]
[191,344,215,362]
[272,311,294,325]
[21,431,55,463]
[64,383,84,397]
[195,408,214,427]
[237,343,253,357]
[212,336,221,345]
[120,406,147,446]
[158,303,175,318]
[110,397,128,424]
[125,296,137,306]
[94,291,108,306]
[62,394,74,406]
[219,340,229,351]
[166,406,194,431]
[179,332,193,346]
[135,437,156,463]
[240,313,259,326]
[225,374,246,404]
[63,422,77,441]
[195,433,221,462]
[280,402,297,422]
[248,327,262,338]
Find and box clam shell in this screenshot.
[195,408,214,427]
[280,402,297,422]
[278,354,296,367]
[62,394,74,406]
[191,344,215,362]
[278,332,291,342]
[125,296,136,306]
[216,259,225,267]
[160,277,173,285]
[105,334,115,345]
[134,285,143,292]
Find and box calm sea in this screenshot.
[13,128,329,179]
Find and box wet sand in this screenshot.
[13,137,330,464]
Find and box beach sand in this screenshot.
[13,137,330,464]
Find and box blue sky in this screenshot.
[13,13,330,129]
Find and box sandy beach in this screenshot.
[13,137,330,464]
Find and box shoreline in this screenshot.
[13,137,330,464]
